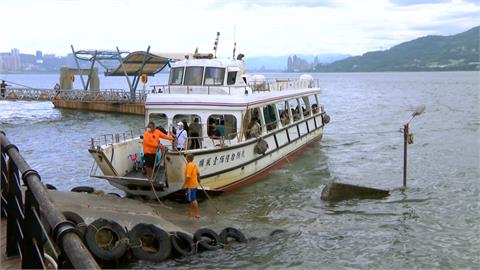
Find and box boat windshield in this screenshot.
[169,67,184,85]
[184,67,204,85]
[204,67,225,86]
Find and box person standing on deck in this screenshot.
[183,153,200,219]
[143,122,173,178]
[176,122,188,151]
[189,117,202,149]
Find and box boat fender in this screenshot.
[219,227,248,244]
[62,211,87,236]
[45,183,57,190]
[254,138,269,155]
[193,228,222,251]
[71,186,95,193]
[170,231,195,256]
[322,113,330,125]
[84,218,128,262]
[128,223,171,262]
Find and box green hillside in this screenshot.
[316,26,479,72]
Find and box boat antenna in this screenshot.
[213,31,220,58]
[232,25,236,59]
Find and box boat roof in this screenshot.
[170,58,244,70]
[107,51,191,76]
[145,88,320,111]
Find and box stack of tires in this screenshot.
[61,212,248,267]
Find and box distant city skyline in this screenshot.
[1,0,479,58]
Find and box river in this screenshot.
[1,71,479,269]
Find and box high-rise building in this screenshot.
[36,50,44,64]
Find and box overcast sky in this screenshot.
[1,0,479,57]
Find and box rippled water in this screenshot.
[1,71,479,269]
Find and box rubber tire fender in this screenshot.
[45,183,57,190]
[219,227,248,244]
[128,223,171,262]
[71,186,95,193]
[170,231,195,256]
[193,228,221,251]
[62,211,87,236]
[84,218,128,262]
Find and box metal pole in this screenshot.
[85,50,97,90]
[116,46,133,93]
[403,123,408,189]
[70,45,86,90]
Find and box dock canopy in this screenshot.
[106,51,184,76]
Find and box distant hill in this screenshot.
[244,54,349,71]
[316,26,480,72]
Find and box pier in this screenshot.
[0,88,147,115]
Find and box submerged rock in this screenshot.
[320,182,389,201]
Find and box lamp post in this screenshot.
[403,105,426,189]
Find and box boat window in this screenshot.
[243,108,262,139]
[208,114,237,140]
[263,104,278,131]
[204,67,225,86]
[169,67,184,85]
[301,96,311,117]
[309,95,319,114]
[288,99,302,121]
[184,67,204,85]
[277,101,291,126]
[227,71,237,85]
[148,113,168,133]
[172,114,203,149]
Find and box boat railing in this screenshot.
[248,77,320,92]
[148,84,249,95]
[1,131,100,269]
[89,129,145,149]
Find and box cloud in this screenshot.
[0,0,478,56]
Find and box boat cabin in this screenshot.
[145,57,322,151]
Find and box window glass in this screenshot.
[208,114,237,140]
[309,95,319,114]
[227,71,237,85]
[289,99,301,121]
[301,96,311,117]
[204,67,225,85]
[277,101,291,126]
[172,114,203,149]
[169,67,184,85]
[184,67,204,85]
[148,113,168,129]
[263,104,278,131]
[243,108,262,139]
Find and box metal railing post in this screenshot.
[22,189,46,269]
[6,154,22,257]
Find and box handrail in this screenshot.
[0,131,100,269]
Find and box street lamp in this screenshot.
[403,105,426,189]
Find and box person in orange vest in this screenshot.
[183,153,200,219]
[143,122,174,178]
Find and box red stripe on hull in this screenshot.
[220,134,323,192]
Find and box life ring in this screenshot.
[84,218,128,262]
[193,228,221,251]
[170,231,195,256]
[62,211,87,236]
[128,223,171,262]
[219,227,247,244]
[71,186,95,193]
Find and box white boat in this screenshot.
[89,53,330,199]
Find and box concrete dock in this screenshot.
[47,190,212,234]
